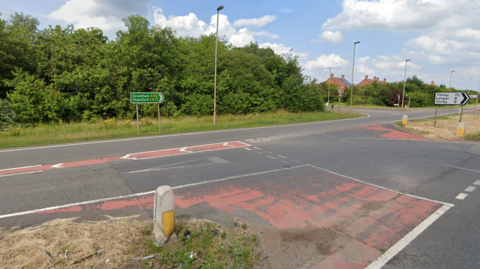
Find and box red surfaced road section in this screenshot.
[362,124,427,140]
[31,166,441,268]
[0,141,248,176]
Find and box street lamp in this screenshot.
[468,78,472,95]
[402,59,410,109]
[448,70,455,108]
[350,41,360,112]
[213,5,224,126]
[328,67,331,106]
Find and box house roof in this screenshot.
[326,75,351,88]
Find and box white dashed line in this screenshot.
[456,193,468,200]
[265,151,274,154]
[465,186,476,192]
[244,148,252,151]
[280,160,291,165]
[474,180,480,186]
[253,147,262,150]
[266,155,277,160]
[256,152,264,155]
[291,159,301,163]
[245,139,254,141]
[277,155,287,158]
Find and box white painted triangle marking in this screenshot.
[51,163,63,168]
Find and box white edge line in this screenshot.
[0,164,41,172]
[306,164,454,207]
[123,141,249,157]
[134,144,249,161]
[365,204,452,269]
[0,165,308,220]
[0,171,43,178]
[0,114,369,154]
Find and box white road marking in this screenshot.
[0,164,41,172]
[266,155,277,160]
[245,139,254,141]
[265,151,274,154]
[244,148,252,151]
[365,204,452,269]
[0,115,370,154]
[256,152,264,155]
[253,147,262,150]
[280,160,291,165]
[223,142,229,146]
[474,180,480,186]
[0,171,42,178]
[456,193,468,200]
[0,165,308,220]
[179,147,190,153]
[291,159,301,163]
[277,155,287,158]
[307,164,454,206]
[127,156,228,174]
[51,163,64,168]
[423,160,480,173]
[465,186,476,192]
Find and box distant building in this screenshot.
[427,81,437,87]
[325,74,351,94]
[357,75,387,87]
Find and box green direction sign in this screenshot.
[130,92,164,104]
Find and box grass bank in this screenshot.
[396,113,480,141]
[0,216,261,269]
[0,110,362,149]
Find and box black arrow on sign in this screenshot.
[460,92,471,105]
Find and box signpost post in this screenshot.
[130,92,164,133]
[434,92,470,126]
[471,95,479,115]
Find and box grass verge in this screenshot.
[0,110,362,149]
[0,216,260,269]
[396,113,480,141]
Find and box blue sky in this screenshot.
[1,0,480,90]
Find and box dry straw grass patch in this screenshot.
[403,114,480,140]
[0,216,145,269]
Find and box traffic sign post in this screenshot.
[434,92,470,126]
[130,92,165,133]
[338,90,342,111]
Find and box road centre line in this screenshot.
[253,147,262,150]
[266,155,277,160]
[0,165,308,220]
[0,114,371,154]
[456,193,468,200]
[365,204,452,269]
[0,171,42,178]
[306,164,454,207]
[474,180,480,186]
[465,186,476,192]
[0,164,41,172]
[244,148,252,151]
[277,155,287,158]
[423,160,480,173]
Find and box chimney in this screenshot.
[431,81,434,84]
[365,75,368,79]
[384,78,386,82]
[341,74,345,79]
[373,76,377,80]
[330,73,334,78]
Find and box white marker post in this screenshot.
[153,185,176,246]
[402,115,408,125]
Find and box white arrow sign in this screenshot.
[435,92,470,105]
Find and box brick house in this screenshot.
[325,74,351,94]
[357,75,387,87]
[427,81,437,87]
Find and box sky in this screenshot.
[1,0,480,90]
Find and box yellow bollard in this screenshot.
[457,123,466,136]
[402,115,408,125]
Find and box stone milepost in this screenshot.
[131,92,164,104]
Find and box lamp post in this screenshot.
[402,59,410,109]
[448,70,455,108]
[350,41,360,112]
[468,78,472,95]
[328,67,331,106]
[213,5,224,126]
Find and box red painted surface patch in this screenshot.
[31,166,442,269]
[0,141,248,176]
[362,124,427,140]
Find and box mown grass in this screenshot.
[0,110,361,149]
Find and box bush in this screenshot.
[0,99,16,131]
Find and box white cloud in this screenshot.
[229,28,255,47]
[233,15,277,28]
[321,31,343,43]
[259,43,308,60]
[304,54,349,70]
[48,0,151,34]
[279,8,293,13]
[321,0,480,65]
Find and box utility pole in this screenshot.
[213,5,224,126]
[350,41,360,112]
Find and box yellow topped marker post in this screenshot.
[153,185,177,246]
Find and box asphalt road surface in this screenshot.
[1,107,479,268]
